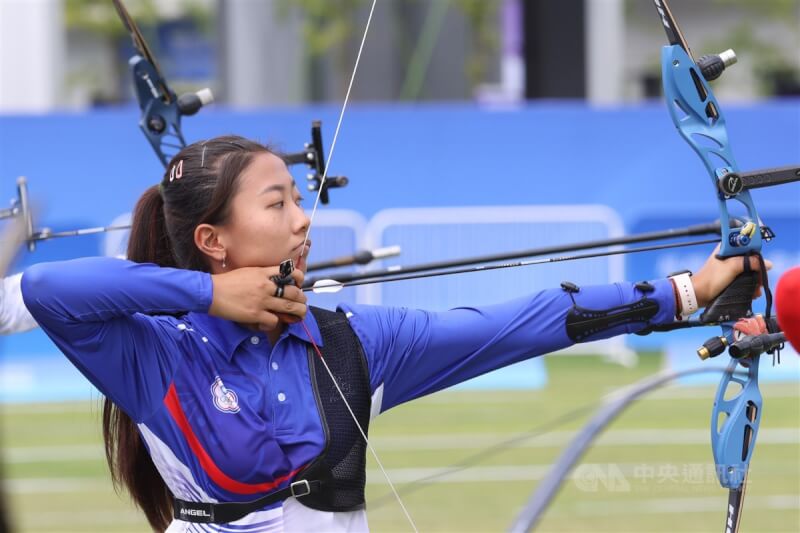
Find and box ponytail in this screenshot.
[126,185,176,267]
[103,401,172,531]
[102,186,176,531]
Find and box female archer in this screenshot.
[21,136,765,532]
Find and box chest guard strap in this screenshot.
[173,479,320,524]
[295,306,372,512]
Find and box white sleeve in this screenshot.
[1,273,38,335]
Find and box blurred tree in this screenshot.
[65,0,159,38]
[65,0,211,39]
[709,0,800,95]
[63,0,213,106]
[278,0,501,101]
[631,0,799,97]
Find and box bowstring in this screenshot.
[301,321,418,531]
[295,1,419,530]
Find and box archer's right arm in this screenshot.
[21,257,212,418]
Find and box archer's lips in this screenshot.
[292,240,311,257]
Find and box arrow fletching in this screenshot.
[311,279,345,294]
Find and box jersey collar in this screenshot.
[187,309,324,361]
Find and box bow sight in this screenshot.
[283,121,349,205]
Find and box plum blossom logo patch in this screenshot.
[211,376,240,414]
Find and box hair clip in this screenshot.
[169,160,184,183]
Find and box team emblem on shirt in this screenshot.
[210,376,240,414]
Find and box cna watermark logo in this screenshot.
[572,464,631,493]
[572,462,741,493]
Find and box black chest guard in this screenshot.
[295,306,372,512]
[172,307,372,523]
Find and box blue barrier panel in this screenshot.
[362,204,628,389]
[0,348,99,403]
[304,210,367,310]
[2,101,797,398]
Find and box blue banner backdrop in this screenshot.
[1,100,798,396]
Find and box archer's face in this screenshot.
[219,152,311,272]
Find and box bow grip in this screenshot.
[700,268,758,324]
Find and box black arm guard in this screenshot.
[564,282,661,342]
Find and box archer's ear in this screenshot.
[194,223,225,264]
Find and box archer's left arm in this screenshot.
[340,278,676,412]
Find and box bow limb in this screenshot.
[113,0,213,167]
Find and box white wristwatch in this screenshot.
[669,271,698,320]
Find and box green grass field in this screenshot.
[2,354,798,532]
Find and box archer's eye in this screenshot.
[269,201,285,209]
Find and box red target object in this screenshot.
[776,266,800,352]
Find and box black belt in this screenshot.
[173,479,321,524]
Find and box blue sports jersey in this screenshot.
[21,257,676,531]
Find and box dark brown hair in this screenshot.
[103,136,272,531]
